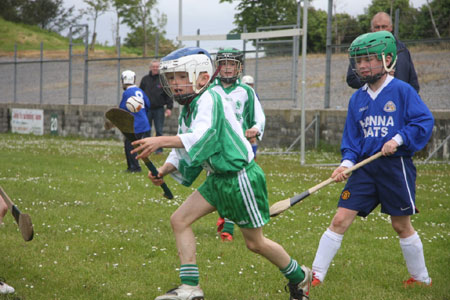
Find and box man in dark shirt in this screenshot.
[139,60,173,154]
[346,12,420,93]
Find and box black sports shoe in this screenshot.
[286,265,312,300]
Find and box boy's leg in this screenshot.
[124,138,141,172]
[155,191,215,300]
[240,227,312,299]
[391,216,431,286]
[312,207,357,284]
[218,218,235,241]
[0,195,7,224]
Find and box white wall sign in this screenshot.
[11,108,44,135]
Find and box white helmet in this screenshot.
[242,75,254,85]
[121,70,136,85]
[159,47,213,105]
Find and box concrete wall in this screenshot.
[1,103,448,159]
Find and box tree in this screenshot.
[220,0,331,53]
[1,0,79,34]
[120,0,157,56]
[0,0,27,23]
[110,0,128,46]
[81,0,110,50]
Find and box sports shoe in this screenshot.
[155,284,204,300]
[220,232,233,242]
[216,217,225,233]
[286,265,312,300]
[312,274,321,287]
[403,277,432,288]
[0,281,15,294]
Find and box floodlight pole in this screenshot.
[300,0,308,165]
[324,0,332,109]
[178,0,183,45]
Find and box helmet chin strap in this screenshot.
[382,53,397,73]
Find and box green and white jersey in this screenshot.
[210,78,265,139]
[166,89,254,186]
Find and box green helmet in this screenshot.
[348,31,397,84]
[215,47,244,84]
[349,31,397,65]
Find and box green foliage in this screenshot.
[221,0,449,54]
[0,0,79,34]
[0,133,449,299]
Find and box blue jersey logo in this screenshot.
[383,101,396,112]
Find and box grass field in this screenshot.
[0,133,449,300]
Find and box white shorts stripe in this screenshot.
[400,156,416,214]
[238,169,263,227]
[242,170,264,226]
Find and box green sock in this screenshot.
[280,258,305,284]
[222,219,234,235]
[179,264,199,286]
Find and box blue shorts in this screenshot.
[338,156,418,217]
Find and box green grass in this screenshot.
[0,133,449,300]
[0,17,154,56]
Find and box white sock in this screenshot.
[400,232,431,283]
[312,228,344,282]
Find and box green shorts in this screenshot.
[198,161,269,228]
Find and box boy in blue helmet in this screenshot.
[311,31,433,288]
[131,47,312,300]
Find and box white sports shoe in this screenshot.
[0,281,15,294]
[155,284,204,300]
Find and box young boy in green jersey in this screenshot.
[210,47,265,241]
[131,47,312,300]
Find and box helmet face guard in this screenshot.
[159,47,213,105]
[348,31,397,84]
[215,48,243,84]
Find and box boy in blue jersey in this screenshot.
[311,31,434,288]
[119,70,151,172]
[131,47,311,300]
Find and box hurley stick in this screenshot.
[0,186,34,241]
[270,151,383,217]
[105,108,174,199]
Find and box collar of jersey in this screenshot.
[364,75,394,100]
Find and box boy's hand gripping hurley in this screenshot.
[105,108,174,199]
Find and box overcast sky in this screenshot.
[64,0,428,53]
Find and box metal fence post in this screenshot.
[155,32,159,57]
[196,29,200,47]
[242,24,247,75]
[84,25,89,105]
[117,37,121,105]
[394,8,400,38]
[315,112,320,148]
[14,43,17,103]
[69,28,73,105]
[40,42,43,104]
